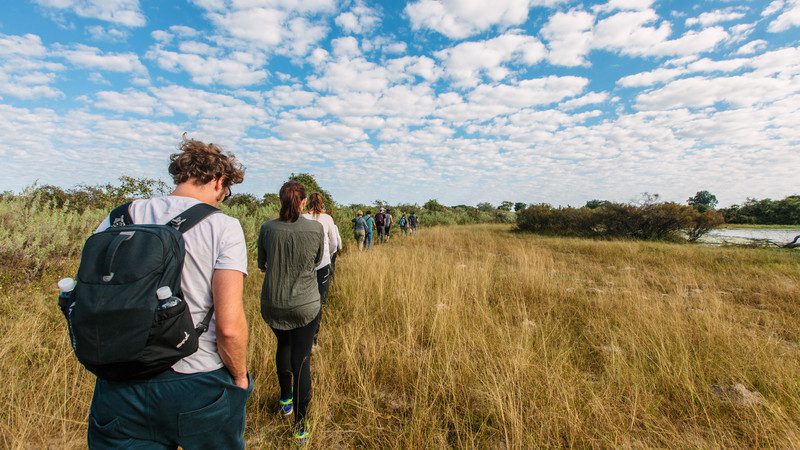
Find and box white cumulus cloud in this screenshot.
[33,0,146,27]
[405,0,535,39]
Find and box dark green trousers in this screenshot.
[88,368,253,449]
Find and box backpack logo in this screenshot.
[176,331,190,348]
[112,217,126,227]
[170,217,187,229]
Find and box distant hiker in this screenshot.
[399,214,408,236]
[385,209,393,242]
[258,181,324,443]
[352,210,367,251]
[375,208,386,243]
[302,193,337,305]
[409,212,418,235]
[74,137,252,449]
[364,210,375,250]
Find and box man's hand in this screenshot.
[234,375,249,389]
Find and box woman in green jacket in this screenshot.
[257,181,324,442]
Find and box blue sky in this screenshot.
[0,0,798,207]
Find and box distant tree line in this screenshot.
[718,195,800,225]
[8,175,526,228]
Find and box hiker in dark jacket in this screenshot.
[375,208,386,243]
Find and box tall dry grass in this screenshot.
[2,219,800,448]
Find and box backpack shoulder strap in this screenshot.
[168,202,221,333]
[109,202,134,227]
[167,203,220,233]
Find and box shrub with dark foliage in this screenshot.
[517,201,723,241]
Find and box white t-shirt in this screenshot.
[302,213,337,270]
[96,195,248,374]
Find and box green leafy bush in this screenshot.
[517,202,724,241]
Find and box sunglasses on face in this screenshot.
[223,186,232,202]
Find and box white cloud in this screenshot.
[146,45,268,87]
[194,0,334,58]
[543,8,728,66]
[592,0,654,13]
[636,75,799,110]
[736,39,768,55]
[468,76,588,109]
[274,118,368,143]
[308,56,391,94]
[33,0,146,27]
[685,8,747,27]
[727,22,756,44]
[335,1,380,34]
[331,36,361,58]
[0,34,64,99]
[405,0,534,39]
[617,67,684,87]
[210,8,285,46]
[559,91,609,109]
[386,56,441,82]
[767,0,800,32]
[58,44,147,74]
[541,9,595,66]
[762,0,785,16]
[94,90,157,115]
[86,25,129,42]
[436,33,546,87]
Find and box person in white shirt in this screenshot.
[88,137,252,449]
[302,192,338,304]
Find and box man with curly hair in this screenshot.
[88,136,253,449]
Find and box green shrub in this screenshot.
[517,202,723,241]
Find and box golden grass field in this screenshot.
[2,215,800,448]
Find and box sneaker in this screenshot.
[293,424,310,444]
[279,398,293,416]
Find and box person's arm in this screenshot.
[335,225,343,251]
[257,223,267,272]
[326,217,338,257]
[213,269,249,389]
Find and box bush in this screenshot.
[22,177,169,212]
[517,201,723,241]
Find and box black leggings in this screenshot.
[317,264,331,304]
[271,311,320,425]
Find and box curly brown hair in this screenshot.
[168,135,245,186]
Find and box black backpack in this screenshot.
[59,202,218,381]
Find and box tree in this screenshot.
[514,202,527,212]
[289,173,334,208]
[687,190,719,212]
[585,199,611,209]
[423,199,446,212]
[262,193,280,207]
[498,201,514,211]
[477,202,495,212]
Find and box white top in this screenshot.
[96,195,248,374]
[302,212,337,269]
[333,224,343,252]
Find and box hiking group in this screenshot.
[55,137,388,448]
[352,208,417,251]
